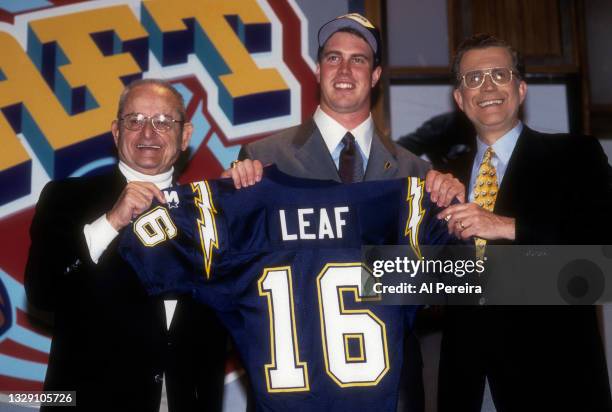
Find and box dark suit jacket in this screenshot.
[25,171,227,412]
[439,126,612,412]
[396,111,476,170]
[239,119,431,181]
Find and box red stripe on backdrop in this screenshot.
[0,338,48,364]
[0,375,43,391]
[179,138,224,183]
[17,308,51,339]
[268,0,318,121]
[175,77,225,182]
[0,0,88,24]
[183,78,202,123]
[0,208,34,284]
[50,0,89,6]
[0,9,15,24]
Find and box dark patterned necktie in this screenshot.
[338,132,364,183]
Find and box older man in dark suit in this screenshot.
[25,79,226,412]
[438,34,612,412]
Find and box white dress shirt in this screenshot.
[313,106,373,173]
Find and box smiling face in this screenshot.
[316,31,382,127]
[111,83,192,175]
[453,46,526,144]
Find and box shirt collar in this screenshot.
[118,161,174,190]
[475,121,522,166]
[313,106,373,157]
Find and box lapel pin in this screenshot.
[384,161,391,170]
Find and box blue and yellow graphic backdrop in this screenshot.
[0,0,325,394]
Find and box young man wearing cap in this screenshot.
[222,13,465,412]
[224,13,463,207]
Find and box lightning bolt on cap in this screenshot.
[318,13,382,66]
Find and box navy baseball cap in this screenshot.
[318,13,382,66]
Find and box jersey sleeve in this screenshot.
[118,203,201,297]
[119,180,243,312]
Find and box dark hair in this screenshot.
[116,78,186,120]
[317,27,381,68]
[452,34,524,88]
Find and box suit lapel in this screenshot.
[449,127,532,212]
[86,169,127,214]
[290,121,404,182]
[364,132,399,180]
[293,119,342,181]
[494,127,532,214]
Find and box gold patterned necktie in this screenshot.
[474,147,498,258]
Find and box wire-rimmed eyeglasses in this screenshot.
[119,113,184,133]
[459,67,516,89]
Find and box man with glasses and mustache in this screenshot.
[25,79,226,412]
[437,34,612,412]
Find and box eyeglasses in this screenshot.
[460,68,516,89]
[119,113,184,133]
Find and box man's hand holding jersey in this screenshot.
[425,170,466,207]
[438,203,516,241]
[106,182,166,231]
[220,159,264,189]
[222,160,466,208]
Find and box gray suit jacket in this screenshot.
[239,118,430,181]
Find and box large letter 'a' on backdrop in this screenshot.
[0,0,323,406]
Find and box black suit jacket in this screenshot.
[25,171,227,412]
[439,126,612,412]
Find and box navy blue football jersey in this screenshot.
[119,166,451,412]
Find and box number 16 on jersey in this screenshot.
[258,262,389,392]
